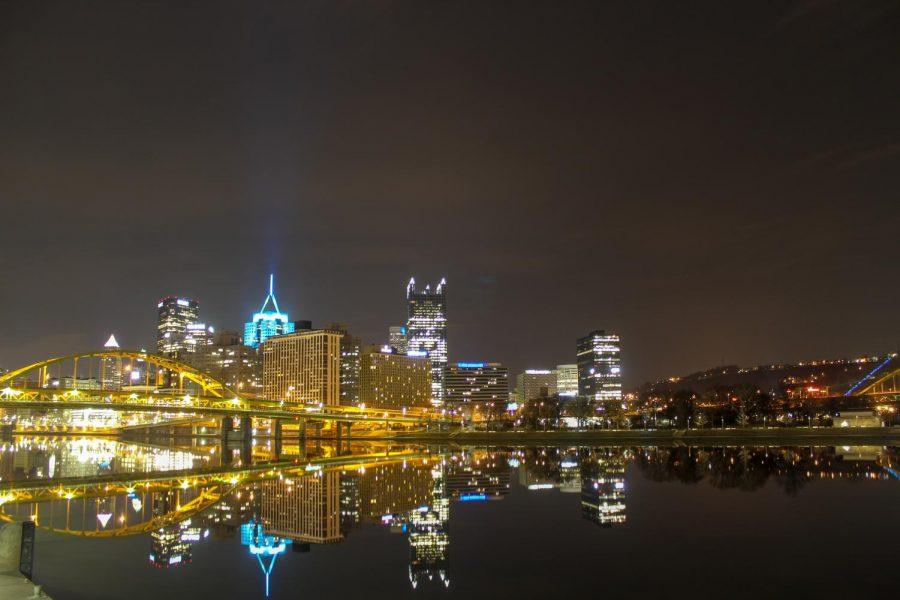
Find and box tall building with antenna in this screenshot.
[406,277,447,405]
[244,274,295,348]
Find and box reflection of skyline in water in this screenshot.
[0,439,897,596]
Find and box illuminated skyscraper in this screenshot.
[389,325,408,354]
[184,322,214,355]
[555,364,579,397]
[576,330,622,404]
[99,334,122,390]
[406,278,447,405]
[359,346,432,409]
[262,328,342,405]
[157,297,199,356]
[244,274,295,349]
[327,323,361,407]
[196,330,262,395]
[516,369,557,402]
[443,362,509,409]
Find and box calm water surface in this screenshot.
[2,438,897,599]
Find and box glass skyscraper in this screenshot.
[244,274,295,348]
[406,278,447,405]
[389,325,408,354]
[576,330,622,404]
[555,364,579,397]
[157,297,199,357]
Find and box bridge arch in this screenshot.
[854,365,899,397]
[0,350,239,398]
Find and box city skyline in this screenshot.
[0,272,895,390]
[1,3,898,599]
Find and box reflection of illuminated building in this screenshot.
[202,483,261,537]
[261,471,342,543]
[241,519,292,597]
[446,456,510,500]
[581,477,626,526]
[358,462,433,519]
[558,455,581,493]
[149,515,203,568]
[339,473,361,534]
[150,525,191,568]
[408,465,449,589]
[581,450,627,527]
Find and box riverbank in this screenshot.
[394,426,900,446]
[0,523,51,599]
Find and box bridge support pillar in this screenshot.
[240,416,253,443]
[220,416,234,441]
[240,416,253,465]
[273,420,283,458]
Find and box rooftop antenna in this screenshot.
[259,273,281,314]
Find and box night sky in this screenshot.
[1,1,898,387]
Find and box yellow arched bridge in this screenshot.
[0,349,457,434]
[844,354,900,399]
[0,444,444,537]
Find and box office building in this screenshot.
[327,323,361,407]
[516,369,557,403]
[555,364,579,397]
[99,334,123,390]
[406,278,448,405]
[262,329,342,406]
[389,326,408,354]
[184,322,214,355]
[244,274,296,349]
[443,363,509,409]
[197,330,262,395]
[359,346,432,410]
[157,297,199,356]
[577,331,622,404]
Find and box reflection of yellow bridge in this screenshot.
[0,446,443,537]
[0,350,457,429]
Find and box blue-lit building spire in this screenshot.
[244,274,295,348]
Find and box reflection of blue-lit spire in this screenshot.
[244,274,295,348]
[241,520,291,597]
